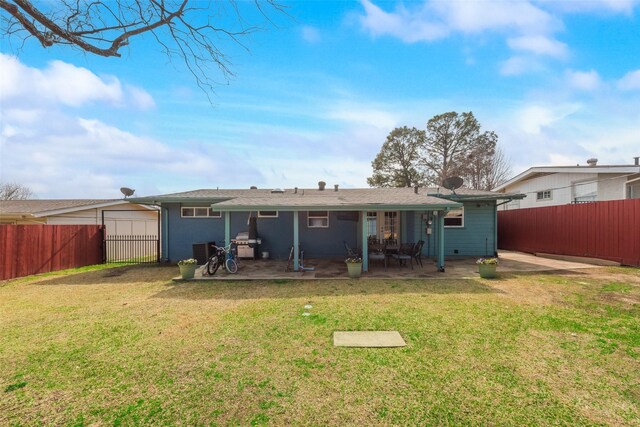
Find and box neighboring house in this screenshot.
[0,199,159,235]
[493,158,640,210]
[129,184,524,271]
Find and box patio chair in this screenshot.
[412,240,425,268]
[368,242,387,270]
[392,242,415,269]
[343,241,361,258]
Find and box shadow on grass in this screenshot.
[27,265,174,286]
[150,277,505,301]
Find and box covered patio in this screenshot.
[177,251,598,281]
[213,190,461,273]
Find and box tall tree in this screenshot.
[422,111,496,186]
[0,0,285,101]
[0,182,33,200]
[367,111,511,190]
[462,144,512,190]
[367,126,427,188]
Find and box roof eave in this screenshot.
[127,197,234,205]
[211,203,461,212]
[427,193,526,201]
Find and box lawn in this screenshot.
[1,265,639,426]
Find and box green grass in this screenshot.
[1,265,639,425]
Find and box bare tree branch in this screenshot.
[0,0,286,100]
[0,182,34,200]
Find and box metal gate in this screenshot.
[102,209,160,263]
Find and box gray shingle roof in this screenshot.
[0,199,121,215]
[129,186,514,209]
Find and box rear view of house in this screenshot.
[129,184,524,272]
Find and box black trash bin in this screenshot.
[192,241,217,265]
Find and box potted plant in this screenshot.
[177,258,198,280]
[476,257,498,279]
[345,256,363,278]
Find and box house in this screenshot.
[128,184,524,272]
[0,199,159,235]
[493,157,640,210]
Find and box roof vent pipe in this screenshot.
[294,187,298,194]
[414,185,419,194]
[586,158,598,166]
[334,184,339,192]
[634,156,639,166]
[318,181,326,191]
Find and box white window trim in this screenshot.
[181,207,221,218]
[536,190,552,201]
[258,211,278,218]
[307,211,329,228]
[444,207,464,228]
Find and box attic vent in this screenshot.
[271,188,285,193]
[250,186,258,189]
[586,158,598,166]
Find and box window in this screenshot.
[181,207,221,218]
[536,190,552,201]
[258,211,278,218]
[382,211,399,240]
[444,208,464,227]
[366,211,377,239]
[308,211,329,228]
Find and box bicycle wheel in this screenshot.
[225,258,238,274]
[207,256,220,275]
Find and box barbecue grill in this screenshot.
[232,231,262,259]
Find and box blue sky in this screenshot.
[1,0,639,198]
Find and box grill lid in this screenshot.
[236,231,250,240]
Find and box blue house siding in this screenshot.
[164,204,361,261]
[438,202,497,257]
[163,202,497,262]
[165,203,225,262]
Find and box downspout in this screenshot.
[494,199,514,257]
[163,206,169,262]
[493,202,498,257]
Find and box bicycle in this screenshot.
[204,243,238,275]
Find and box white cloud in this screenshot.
[126,85,156,110]
[359,0,448,42]
[432,0,559,35]
[358,0,563,51]
[507,35,568,58]
[301,26,321,43]
[500,56,541,76]
[565,69,602,91]
[325,101,399,129]
[617,69,640,91]
[539,0,640,14]
[0,53,153,110]
[517,104,580,134]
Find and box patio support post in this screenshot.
[293,210,299,271]
[437,209,446,272]
[224,211,230,246]
[361,210,368,272]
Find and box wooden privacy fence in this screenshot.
[0,225,104,280]
[498,199,640,266]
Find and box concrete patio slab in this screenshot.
[333,331,406,348]
[171,250,598,282]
